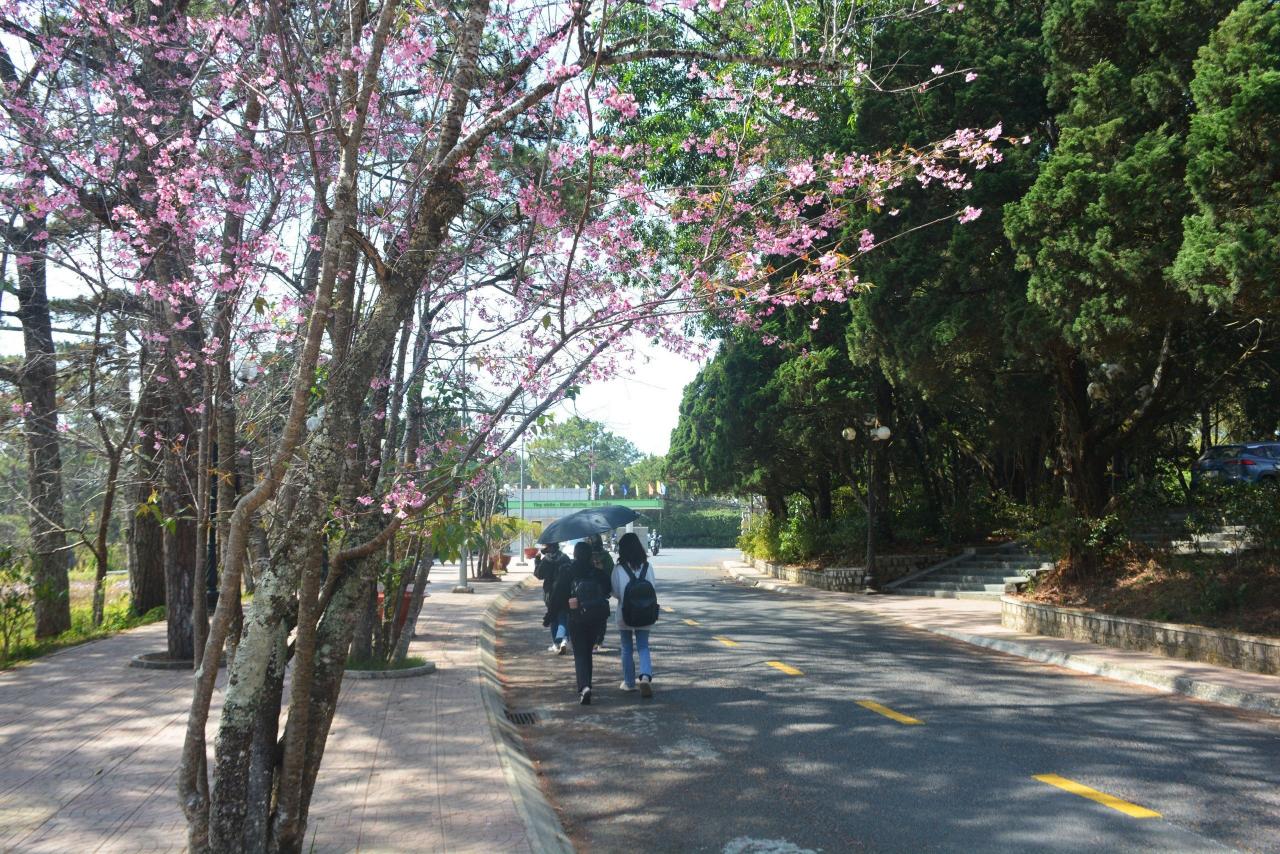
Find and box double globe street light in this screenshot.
[843,421,891,591]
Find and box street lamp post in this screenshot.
[844,422,891,591]
[518,434,528,565]
[588,431,596,503]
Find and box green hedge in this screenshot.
[661,509,742,548]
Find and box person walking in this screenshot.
[588,534,614,652]
[534,542,571,654]
[611,532,658,698]
[549,541,611,704]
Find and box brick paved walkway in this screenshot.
[0,568,536,854]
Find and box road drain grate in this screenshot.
[505,709,538,726]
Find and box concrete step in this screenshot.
[898,581,1007,593]
[972,549,1038,559]
[891,588,1003,601]
[1131,537,1250,550]
[1131,531,1249,541]
[960,560,1049,569]
[927,573,1030,584]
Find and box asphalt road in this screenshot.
[495,548,1280,853]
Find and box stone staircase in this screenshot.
[885,544,1054,601]
[1127,512,1251,554]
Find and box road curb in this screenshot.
[730,571,802,596]
[479,576,575,854]
[723,562,1280,718]
[922,626,1280,717]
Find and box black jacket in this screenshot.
[549,557,612,619]
[534,550,571,599]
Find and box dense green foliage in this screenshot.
[659,507,742,548]
[1174,0,1280,312]
[672,0,1280,569]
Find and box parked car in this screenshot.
[1191,443,1280,488]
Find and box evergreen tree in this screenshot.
[1005,0,1230,541]
[1174,0,1280,312]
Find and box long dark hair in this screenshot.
[572,541,593,568]
[616,532,646,568]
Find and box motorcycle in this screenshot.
[648,530,662,556]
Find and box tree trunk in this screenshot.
[13,222,70,638]
[129,375,166,616]
[1053,342,1112,578]
[349,585,376,663]
[130,497,167,616]
[91,452,124,626]
[814,470,833,521]
[1200,402,1211,454]
[391,552,433,664]
[764,490,787,520]
[164,467,198,661]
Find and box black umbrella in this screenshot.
[538,505,640,544]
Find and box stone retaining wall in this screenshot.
[1001,596,1280,676]
[746,554,942,592]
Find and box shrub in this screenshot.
[1218,480,1280,553]
[740,504,869,565]
[0,547,34,666]
[737,513,781,560]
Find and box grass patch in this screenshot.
[3,599,166,670]
[1025,549,1280,637]
[346,655,429,672]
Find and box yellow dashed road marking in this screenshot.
[712,636,739,647]
[855,700,923,725]
[765,660,803,676]
[1034,775,1161,818]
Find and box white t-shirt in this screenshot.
[611,561,656,630]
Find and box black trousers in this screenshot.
[569,617,605,693]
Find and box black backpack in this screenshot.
[569,573,609,624]
[621,563,659,627]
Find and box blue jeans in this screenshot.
[549,611,567,645]
[619,629,652,687]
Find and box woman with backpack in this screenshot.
[611,532,658,698]
[549,541,612,705]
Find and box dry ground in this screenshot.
[1026,549,1280,637]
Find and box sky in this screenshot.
[551,342,705,457]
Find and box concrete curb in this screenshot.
[344,660,437,680]
[921,625,1280,718]
[731,572,801,596]
[722,562,1280,718]
[478,576,575,854]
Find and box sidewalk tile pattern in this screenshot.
[0,572,534,854]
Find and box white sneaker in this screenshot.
[639,675,653,698]
[619,681,637,692]
[547,644,559,653]
[557,641,568,655]
[579,687,592,705]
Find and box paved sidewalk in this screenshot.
[0,567,538,854]
[725,559,1280,718]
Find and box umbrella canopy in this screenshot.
[537,505,640,544]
